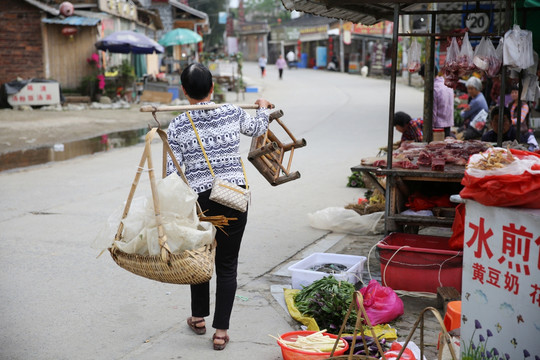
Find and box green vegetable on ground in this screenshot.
[294,276,357,334]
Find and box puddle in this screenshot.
[0,128,153,172]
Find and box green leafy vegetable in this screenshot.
[294,276,357,334]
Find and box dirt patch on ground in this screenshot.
[0,106,176,154]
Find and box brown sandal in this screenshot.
[212,333,230,350]
[187,317,206,335]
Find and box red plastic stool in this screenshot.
[444,301,462,331]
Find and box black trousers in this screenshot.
[190,188,248,330]
[278,69,283,79]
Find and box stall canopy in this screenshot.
[95,30,164,54]
[158,28,202,47]
[281,0,423,25]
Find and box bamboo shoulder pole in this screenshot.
[140,104,274,113]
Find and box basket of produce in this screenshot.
[273,330,349,360]
[107,127,232,285]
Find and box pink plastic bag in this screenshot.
[358,280,404,326]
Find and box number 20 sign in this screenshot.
[462,5,494,34]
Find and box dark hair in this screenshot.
[180,63,213,100]
[490,106,511,122]
[394,111,412,127]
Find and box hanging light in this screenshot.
[61,26,78,38]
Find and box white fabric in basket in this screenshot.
[94,173,215,255]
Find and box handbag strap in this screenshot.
[186,111,249,190]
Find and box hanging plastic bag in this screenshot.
[460,148,540,208]
[486,38,503,78]
[442,37,460,88]
[472,37,490,70]
[503,24,534,69]
[458,32,475,76]
[358,280,404,326]
[407,38,421,73]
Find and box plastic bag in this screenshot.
[407,39,421,73]
[473,36,500,75]
[486,38,503,78]
[469,108,488,131]
[442,37,460,88]
[458,33,475,76]
[308,207,384,235]
[358,280,404,326]
[503,24,534,69]
[460,148,540,208]
[94,173,216,255]
[448,203,465,250]
[472,37,490,70]
[384,341,426,360]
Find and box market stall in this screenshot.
[282,0,540,359]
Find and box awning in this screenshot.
[41,16,101,26]
[281,0,421,25]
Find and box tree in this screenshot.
[189,0,227,49]
[244,0,291,24]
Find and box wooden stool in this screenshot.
[248,109,306,186]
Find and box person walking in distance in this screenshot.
[276,55,287,80]
[258,55,267,77]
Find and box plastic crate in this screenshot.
[377,233,462,293]
[288,253,367,289]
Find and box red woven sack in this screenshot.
[460,149,540,209]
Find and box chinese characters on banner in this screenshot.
[461,200,540,358]
[7,83,60,107]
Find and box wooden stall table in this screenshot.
[351,164,465,233]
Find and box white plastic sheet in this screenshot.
[308,207,384,235]
[93,173,215,255]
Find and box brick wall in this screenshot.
[0,0,44,84]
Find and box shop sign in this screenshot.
[461,201,540,359]
[299,25,328,36]
[238,23,270,33]
[8,83,60,106]
[462,4,494,34]
[370,42,385,75]
[299,25,329,42]
[352,21,393,36]
[285,27,300,41]
[98,0,137,21]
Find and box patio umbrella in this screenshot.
[158,28,202,47]
[95,30,164,54]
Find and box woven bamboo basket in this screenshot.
[326,291,387,360]
[108,127,217,285]
[327,292,458,360]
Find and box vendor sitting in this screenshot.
[394,111,423,143]
[458,77,489,140]
[481,106,539,151]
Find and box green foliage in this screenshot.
[294,276,357,334]
[191,0,227,48]
[79,75,97,98]
[347,171,365,188]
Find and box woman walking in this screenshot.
[166,63,272,350]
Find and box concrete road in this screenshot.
[0,62,424,359]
